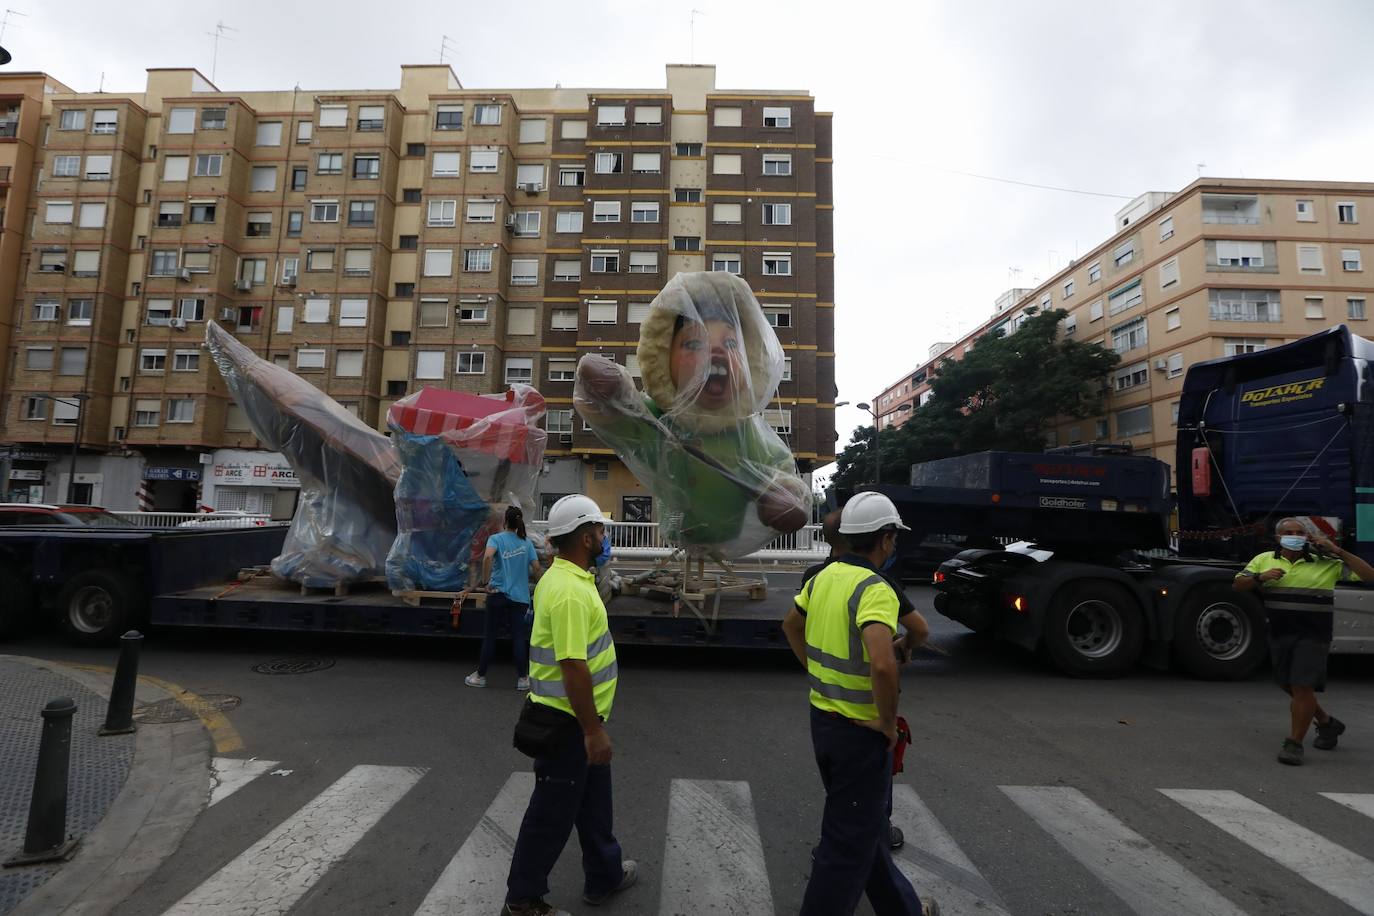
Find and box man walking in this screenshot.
[1234,517,1374,766]
[503,495,636,916]
[783,492,939,916]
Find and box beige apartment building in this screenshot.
[874,178,1374,479]
[0,63,836,518]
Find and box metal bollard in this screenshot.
[99,630,143,736]
[3,697,82,867]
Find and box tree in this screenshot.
[833,308,1119,490]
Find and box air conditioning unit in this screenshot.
[522,182,543,194]
[559,434,573,446]
[1153,359,1168,371]
[177,268,193,282]
[234,279,252,291]
[281,276,297,288]
[168,317,187,330]
[504,214,517,230]
[220,307,236,321]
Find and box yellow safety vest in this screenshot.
[795,560,900,721]
[1238,550,1358,614]
[528,557,619,720]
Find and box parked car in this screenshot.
[176,510,268,529]
[0,503,127,527]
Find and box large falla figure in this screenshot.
[575,272,811,558]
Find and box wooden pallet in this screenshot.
[299,577,386,598]
[392,589,490,609]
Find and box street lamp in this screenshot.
[854,400,911,485]
[36,394,89,503]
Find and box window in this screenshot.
[84,155,112,180]
[194,154,223,177]
[1088,261,1101,283]
[53,155,81,178]
[1159,257,1180,288]
[762,252,792,275]
[306,248,335,272]
[1297,245,1323,272]
[560,119,587,139]
[235,306,262,332]
[176,298,205,321]
[1215,240,1264,267]
[675,142,702,157]
[46,201,73,224]
[1166,307,1181,331]
[593,461,609,479]
[435,104,463,130]
[199,108,226,130]
[675,188,702,203]
[628,251,658,273]
[712,253,741,274]
[342,250,371,276]
[1115,405,1152,439]
[1060,278,1075,300]
[1305,296,1325,319]
[556,210,584,233]
[296,120,313,143]
[547,409,574,434]
[432,152,461,177]
[23,396,47,420]
[173,349,200,372]
[32,299,59,321]
[146,299,173,325]
[593,201,621,222]
[1110,316,1147,353]
[415,351,447,379]
[296,348,327,370]
[167,108,195,133]
[335,350,364,377]
[713,107,742,127]
[449,351,484,376]
[507,307,536,336]
[403,188,421,203]
[58,347,87,376]
[466,199,496,223]
[473,104,501,126]
[1209,289,1281,322]
[516,164,545,189]
[632,105,662,126]
[713,154,742,175]
[290,166,307,191]
[510,259,538,286]
[458,299,488,321]
[763,106,792,128]
[349,201,376,226]
[513,211,541,236]
[287,212,303,236]
[763,409,792,436]
[1158,216,1174,242]
[71,250,100,276]
[782,358,792,381]
[1061,314,1076,336]
[356,105,384,131]
[189,202,216,223]
[311,200,339,222]
[1171,402,1181,425]
[713,202,742,224]
[156,201,184,228]
[246,212,272,237]
[469,149,499,173]
[1342,248,1362,271]
[1113,239,1134,268]
[239,258,267,286]
[134,400,159,427]
[275,304,294,332]
[1350,297,1367,320]
[763,306,791,328]
[59,109,86,130]
[316,152,343,175]
[250,167,276,192]
[255,121,282,146]
[428,199,457,227]
[590,250,619,272]
[25,346,53,370]
[558,166,586,187]
[763,202,791,225]
[302,297,330,324]
[317,105,347,129]
[518,118,546,143]
[595,152,623,174]
[353,155,380,179]
[1338,201,1357,223]
[461,248,490,272]
[1114,361,1148,391]
[1296,199,1315,222]
[38,250,68,273]
[554,259,581,282]
[398,234,417,250]
[551,308,578,330]
[425,248,455,276]
[407,143,427,158]
[418,299,448,327]
[505,357,533,384]
[1224,338,1268,356]
[762,154,792,176]
[597,105,626,126]
[628,302,651,323]
[631,152,661,174]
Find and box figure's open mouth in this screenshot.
[703,360,731,398]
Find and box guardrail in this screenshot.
[528,519,828,563]
[109,511,275,529]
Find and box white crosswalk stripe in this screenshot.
[163,764,426,916]
[209,757,280,807]
[660,779,774,916]
[1162,788,1374,916]
[890,785,1010,916]
[1321,792,1374,821]
[1003,786,1247,916]
[413,772,534,916]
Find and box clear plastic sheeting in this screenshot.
[205,321,400,586]
[385,386,548,591]
[574,272,811,557]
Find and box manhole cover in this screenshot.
[134,693,241,724]
[252,657,336,676]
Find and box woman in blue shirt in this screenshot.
[466,506,544,690]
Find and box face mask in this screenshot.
[1280,535,1307,551]
[880,552,897,572]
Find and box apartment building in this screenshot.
[0,63,836,518]
[873,178,1374,477]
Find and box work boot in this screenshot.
[889,824,905,850]
[583,859,638,905]
[1277,738,1304,766]
[500,900,570,916]
[1314,716,1346,750]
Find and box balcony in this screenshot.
[0,121,17,139]
[0,166,10,185]
[1202,194,1260,225]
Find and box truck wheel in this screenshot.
[1173,584,1267,680]
[1043,581,1145,677]
[0,565,34,639]
[57,569,136,646]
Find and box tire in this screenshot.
[1173,584,1267,680]
[1043,580,1145,677]
[57,569,138,646]
[0,564,34,639]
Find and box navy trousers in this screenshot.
[506,719,624,903]
[477,592,530,677]
[801,706,923,916]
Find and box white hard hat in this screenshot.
[546,494,605,537]
[838,491,910,535]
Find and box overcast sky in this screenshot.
[14,0,1374,482]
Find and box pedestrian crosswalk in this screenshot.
[166,758,1374,916]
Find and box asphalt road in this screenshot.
[12,586,1374,916]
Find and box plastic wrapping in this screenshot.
[205,321,400,586]
[574,272,811,557]
[385,386,548,590]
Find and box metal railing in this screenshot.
[108,511,275,529]
[527,519,828,563]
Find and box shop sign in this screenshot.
[143,467,202,482]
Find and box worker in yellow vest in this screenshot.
[782,491,940,916]
[503,495,636,916]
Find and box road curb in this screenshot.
[5,658,211,916]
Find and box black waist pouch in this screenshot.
[513,698,578,758]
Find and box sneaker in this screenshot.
[1314,716,1346,751]
[463,672,486,688]
[583,859,638,905]
[516,676,531,692]
[500,900,570,916]
[889,824,905,850]
[1278,738,1304,766]
[922,900,942,916]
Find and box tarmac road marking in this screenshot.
[1320,792,1374,820]
[209,757,280,807]
[1003,786,1248,916]
[162,764,426,916]
[891,784,1010,916]
[660,778,774,916]
[1162,788,1374,916]
[62,663,245,754]
[413,771,533,916]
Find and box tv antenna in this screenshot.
[438,34,456,65]
[0,8,26,45]
[690,9,706,64]
[206,20,237,83]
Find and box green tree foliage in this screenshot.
[833,308,1120,489]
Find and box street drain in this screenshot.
[252,656,336,675]
[135,693,241,724]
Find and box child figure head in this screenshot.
[669,308,746,412]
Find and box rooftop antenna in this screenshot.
[1196,162,1206,178]
[206,20,237,83]
[690,9,706,64]
[438,34,456,65]
[0,8,26,45]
